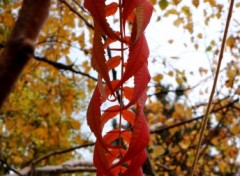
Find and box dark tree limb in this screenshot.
[0,0,50,107]
[34,56,98,81]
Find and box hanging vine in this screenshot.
[84,0,153,175]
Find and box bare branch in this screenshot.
[34,56,98,81]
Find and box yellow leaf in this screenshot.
[173,18,184,27]
[226,36,235,48]
[154,146,165,156]
[225,79,233,88]
[75,135,82,144]
[179,136,191,149]
[13,156,23,164]
[35,128,48,139]
[192,0,199,7]
[218,161,228,173]
[230,125,240,135]
[165,9,178,16]
[6,118,15,130]
[211,137,219,145]
[181,6,191,17]
[153,74,163,82]
[70,119,80,130]
[226,69,236,80]
[184,22,193,33]
[168,71,174,77]
[197,33,203,39]
[176,77,183,85]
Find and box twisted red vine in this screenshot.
[84,0,153,175]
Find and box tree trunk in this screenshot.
[0,0,50,107]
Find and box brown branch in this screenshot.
[34,56,98,81]
[0,0,50,107]
[190,1,235,174]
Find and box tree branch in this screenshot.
[34,56,98,81]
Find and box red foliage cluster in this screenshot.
[84,0,153,175]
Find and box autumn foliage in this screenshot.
[84,0,153,174]
[1,0,240,176]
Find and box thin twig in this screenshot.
[190,0,234,175]
[58,0,94,29]
[72,0,89,13]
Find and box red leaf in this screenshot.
[112,35,150,108]
[92,31,113,92]
[101,105,120,129]
[122,109,135,126]
[84,0,117,39]
[87,87,108,150]
[131,0,153,42]
[112,165,128,175]
[124,63,150,109]
[121,130,132,144]
[103,31,120,49]
[94,130,130,175]
[94,141,114,176]
[101,80,120,103]
[110,99,150,171]
[105,2,118,17]
[117,35,149,90]
[122,0,144,27]
[107,56,121,71]
[123,86,134,101]
[122,150,147,176]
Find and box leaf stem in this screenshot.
[190,0,234,175]
[118,0,124,160]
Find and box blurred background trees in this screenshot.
[0,0,240,175]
